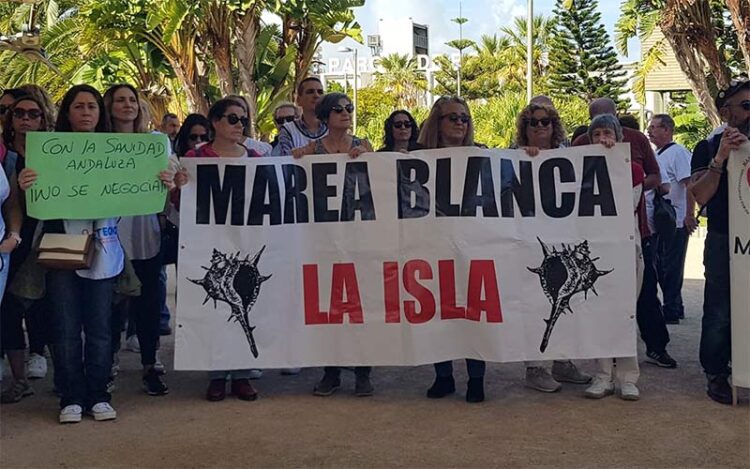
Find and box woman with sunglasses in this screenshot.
[378,110,422,153]
[270,103,299,155]
[174,114,211,158]
[18,85,125,423]
[182,98,260,402]
[294,93,373,159]
[511,103,592,394]
[415,96,487,403]
[0,96,31,404]
[103,84,170,397]
[226,94,273,157]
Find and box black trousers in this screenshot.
[657,227,689,321]
[636,236,670,353]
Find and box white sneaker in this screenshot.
[90,402,117,421]
[525,367,562,393]
[248,369,263,380]
[59,404,83,424]
[26,353,48,379]
[584,378,615,399]
[620,382,640,401]
[125,335,141,353]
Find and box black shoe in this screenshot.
[143,368,169,396]
[706,375,732,405]
[466,378,485,403]
[354,376,374,397]
[313,375,341,396]
[646,350,677,368]
[160,325,172,336]
[426,376,455,398]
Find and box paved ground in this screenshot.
[1,234,748,468]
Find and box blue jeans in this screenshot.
[434,359,485,379]
[0,252,8,301]
[47,271,115,409]
[159,266,170,328]
[699,232,731,376]
[658,227,689,320]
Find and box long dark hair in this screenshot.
[174,113,210,157]
[381,110,419,151]
[103,83,146,133]
[55,84,109,132]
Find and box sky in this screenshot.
[317,0,640,67]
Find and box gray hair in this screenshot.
[651,113,675,132]
[588,114,623,142]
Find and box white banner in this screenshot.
[729,143,750,388]
[175,146,637,370]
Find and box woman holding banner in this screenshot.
[0,93,53,403]
[292,92,375,397]
[416,96,487,403]
[512,103,592,393]
[174,114,210,158]
[181,98,260,402]
[104,84,169,397]
[18,85,124,423]
[583,114,641,401]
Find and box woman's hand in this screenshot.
[159,170,176,190]
[292,142,315,159]
[173,168,189,189]
[348,146,368,159]
[18,168,37,191]
[0,237,18,253]
[599,137,617,148]
[521,146,540,157]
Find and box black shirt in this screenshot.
[691,133,728,234]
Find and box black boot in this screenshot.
[706,375,732,405]
[426,375,455,398]
[466,377,485,403]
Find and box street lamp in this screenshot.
[338,46,358,132]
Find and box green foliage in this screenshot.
[548,0,628,107]
[374,53,427,108]
[668,92,712,151]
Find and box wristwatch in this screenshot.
[709,157,725,172]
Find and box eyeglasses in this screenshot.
[275,115,296,125]
[393,121,413,129]
[12,108,43,120]
[441,113,470,124]
[332,104,354,114]
[222,113,249,127]
[724,100,750,111]
[189,133,209,142]
[305,89,325,96]
[0,105,8,115]
[527,117,551,127]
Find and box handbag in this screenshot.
[36,233,94,270]
[653,191,677,241]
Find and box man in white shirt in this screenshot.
[647,114,697,324]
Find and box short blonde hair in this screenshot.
[417,96,474,149]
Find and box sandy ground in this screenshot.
[1,234,748,468]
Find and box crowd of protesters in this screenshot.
[0,74,746,424]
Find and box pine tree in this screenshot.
[548,0,628,108]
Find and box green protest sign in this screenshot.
[25,132,170,220]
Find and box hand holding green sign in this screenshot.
[25,132,170,220]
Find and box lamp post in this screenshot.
[527,0,533,102]
[338,46,358,133]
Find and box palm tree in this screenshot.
[374,53,427,108]
[497,15,553,92]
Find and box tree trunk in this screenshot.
[661,0,730,127]
[207,4,235,96]
[727,0,750,72]
[236,11,262,137]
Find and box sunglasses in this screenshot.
[13,108,43,120]
[527,117,552,127]
[222,113,249,127]
[0,104,8,115]
[189,133,209,142]
[442,113,470,124]
[275,115,296,125]
[332,104,354,114]
[393,121,413,129]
